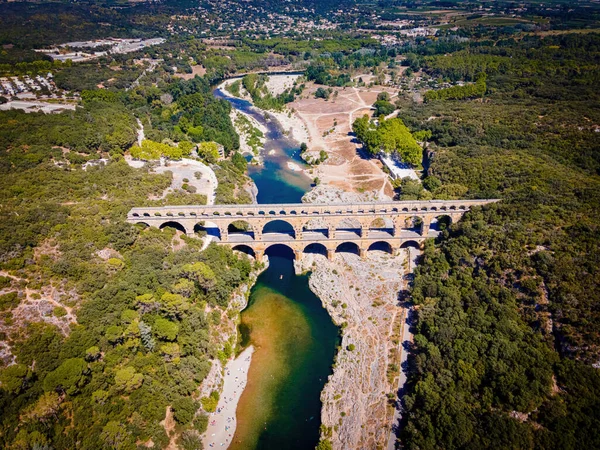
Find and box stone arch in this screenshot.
[335,242,361,256]
[302,218,328,239]
[159,221,187,234]
[431,214,452,232]
[232,245,256,259]
[404,215,422,232]
[335,217,362,237]
[262,219,295,238]
[304,243,328,258]
[134,222,151,229]
[400,240,421,249]
[194,221,221,239]
[264,243,296,260]
[368,216,394,237]
[368,241,394,254]
[228,220,255,240]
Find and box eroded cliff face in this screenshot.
[295,250,410,449]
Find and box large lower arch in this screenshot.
[303,243,328,258]
[400,240,421,249]
[302,218,328,239]
[336,217,362,238]
[404,216,422,232]
[335,242,361,256]
[262,220,295,239]
[232,244,256,259]
[368,241,394,254]
[194,221,221,240]
[368,217,394,237]
[159,221,187,234]
[264,243,296,260]
[431,215,452,232]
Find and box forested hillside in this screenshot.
[398,33,600,449]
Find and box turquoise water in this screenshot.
[215,87,339,449]
[214,89,312,203]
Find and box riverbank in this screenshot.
[202,346,254,449]
[295,250,411,449]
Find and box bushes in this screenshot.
[201,390,220,413]
[172,397,198,425]
[0,292,19,311]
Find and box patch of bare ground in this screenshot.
[288,81,396,199]
[295,250,410,449]
[173,65,207,80]
[0,240,81,365]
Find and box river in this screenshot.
[213,88,312,203]
[214,85,340,449]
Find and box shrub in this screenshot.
[172,397,198,425]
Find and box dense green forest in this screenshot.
[0,0,600,448]
[397,32,600,449]
[0,108,253,449]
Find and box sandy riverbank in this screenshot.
[202,346,254,449]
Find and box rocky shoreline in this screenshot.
[295,251,409,449]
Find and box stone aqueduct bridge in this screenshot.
[128,199,498,261]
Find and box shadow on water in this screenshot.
[231,245,339,450]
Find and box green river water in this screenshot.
[215,87,340,449]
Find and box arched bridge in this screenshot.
[128,199,499,261]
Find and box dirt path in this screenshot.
[287,81,395,198]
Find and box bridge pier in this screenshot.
[255,250,264,263]
[294,249,303,261]
[327,248,334,261]
[219,227,229,242]
[328,226,336,239]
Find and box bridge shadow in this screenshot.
[194,223,221,239]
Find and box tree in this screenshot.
[377,91,390,102]
[0,364,32,394]
[373,100,395,117]
[154,318,179,341]
[105,325,123,345]
[197,142,220,163]
[139,321,155,351]
[114,366,144,392]
[42,358,88,395]
[181,262,216,291]
[160,292,190,319]
[100,421,132,450]
[172,397,198,425]
[85,346,101,362]
[20,392,62,423]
